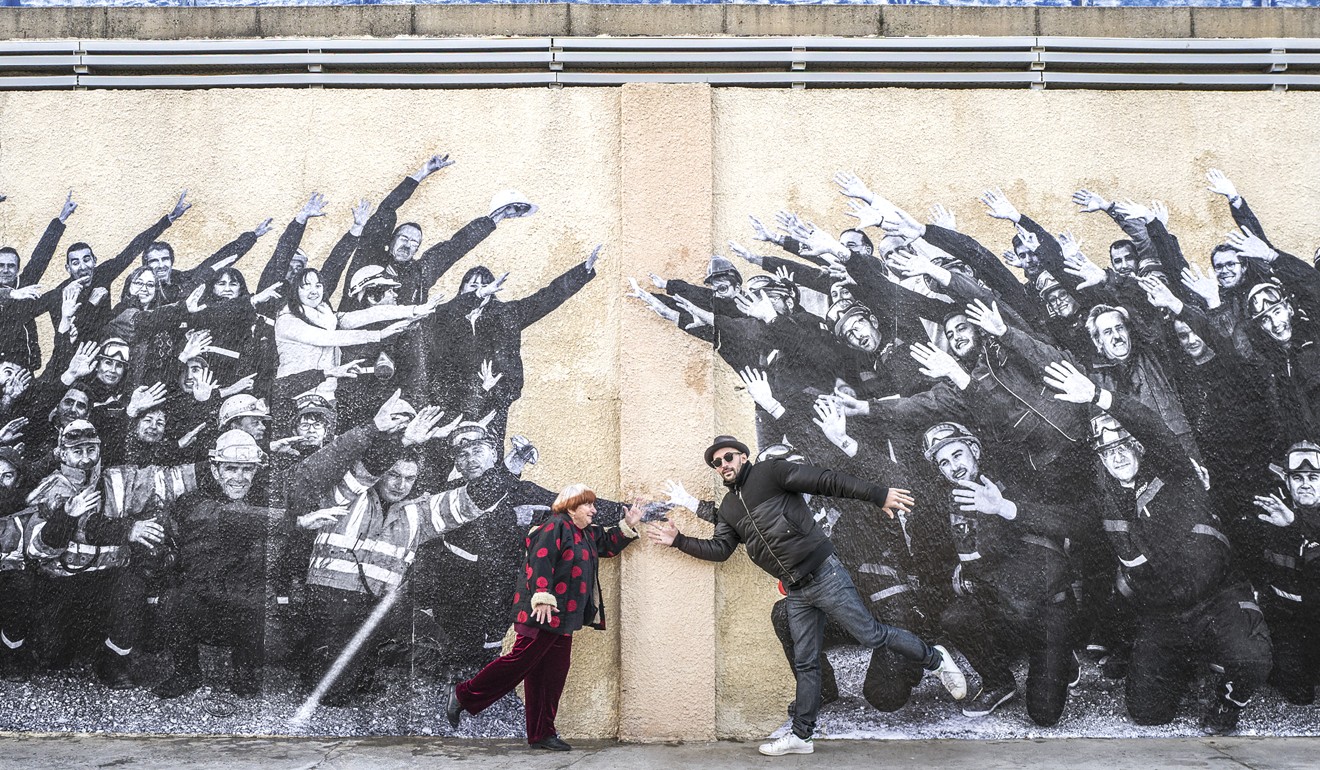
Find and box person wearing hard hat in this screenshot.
[289,391,469,705]
[920,420,1079,725]
[1043,359,1272,735]
[1246,441,1320,707]
[24,419,203,689]
[333,265,424,432]
[152,429,281,699]
[343,154,536,306]
[1243,280,1320,441]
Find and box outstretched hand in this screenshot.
[881,488,914,519]
[647,518,680,547]
[1042,360,1098,404]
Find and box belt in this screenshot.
[786,558,831,591]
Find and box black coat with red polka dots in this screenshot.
[511,511,637,635]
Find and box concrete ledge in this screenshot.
[0,5,1319,41]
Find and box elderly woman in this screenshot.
[445,483,641,751]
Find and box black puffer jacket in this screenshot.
[672,459,890,587]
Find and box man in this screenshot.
[0,192,76,370]
[648,435,965,757]
[1086,303,1199,458]
[140,218,266,305]
[346,155,535,305]
[291,393,471,705]
[1110,241,1138,277]
[218,394,270,444]
[1043,360,1272,734]
[1247,442,1320,706]
[153,430,281,698]
[412,424,564,679]
[1241,281,1320,441]
[25,420,200,685]
[922,422,1078,725]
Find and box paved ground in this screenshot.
[0,734,1318,770]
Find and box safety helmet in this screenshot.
[703,256,742,288]
[1247,281,1289,320]
[488,189,538,219]
[218,394,269,429]
[58,419,101,449]
[922,422,980,463]
[347,265,401,299]
[209,429,266,465]
[1090,413,1135,451]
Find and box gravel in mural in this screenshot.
[630,169,1320,740]
[0,155,614,736]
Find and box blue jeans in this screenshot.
[784,554,931,738]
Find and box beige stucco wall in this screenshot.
[5,82,1320,741]
[0,86,625,738]
[705,87,1320,737]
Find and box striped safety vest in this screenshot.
[306,465,498,596]
[26,464,195,578]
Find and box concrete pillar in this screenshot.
[616,82,719,742]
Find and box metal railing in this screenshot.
[2,35,1319,90]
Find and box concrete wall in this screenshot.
[4,69,1320,740]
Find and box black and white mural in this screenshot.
[631,169,1320,738]
[0,156,620,735]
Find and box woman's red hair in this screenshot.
[552,483,597,513]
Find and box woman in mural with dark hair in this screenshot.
[445,484,641,751]
[271,266,432,432]
[186,266,284,392]
[101,266,194,387]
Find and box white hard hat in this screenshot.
[488,189,538,219]
[210,429,266,465]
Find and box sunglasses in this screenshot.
[710,451,742,468]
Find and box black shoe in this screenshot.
[531,735,572,751]
[1099,650,1130,680]
[961,685,1017,717]
[445,682,463,729]
[152,672,202,699]
[95,654,135,690]
[1201,701,1243,736]
[0,648,34,683]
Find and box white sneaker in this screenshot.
[929,644,968,701]
[758,733,814,756]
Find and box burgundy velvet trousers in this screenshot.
[455,629,574,744]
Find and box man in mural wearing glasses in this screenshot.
[648,434,966,757]
[1043,359,1272,735]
